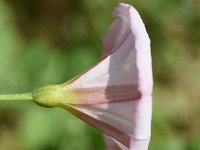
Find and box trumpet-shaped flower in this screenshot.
[0,3,153,150]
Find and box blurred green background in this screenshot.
[0,0,200,149]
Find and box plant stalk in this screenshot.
[0,93,33,101]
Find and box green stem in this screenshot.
[0,93,33,101]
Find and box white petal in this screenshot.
[102,3,131,58]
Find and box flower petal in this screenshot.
[102,3,131,58]
[104,134,128,150]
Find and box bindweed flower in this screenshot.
[0,3,152,150]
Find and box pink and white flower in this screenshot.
[57,3,153,150]
[0,2,152,150]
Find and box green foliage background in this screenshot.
[0,0,200,149]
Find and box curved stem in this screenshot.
[0,93,33,101]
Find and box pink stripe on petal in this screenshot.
[73,85,141,105]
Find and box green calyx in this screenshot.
[0,84,79,108]
[32,85,62,108]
